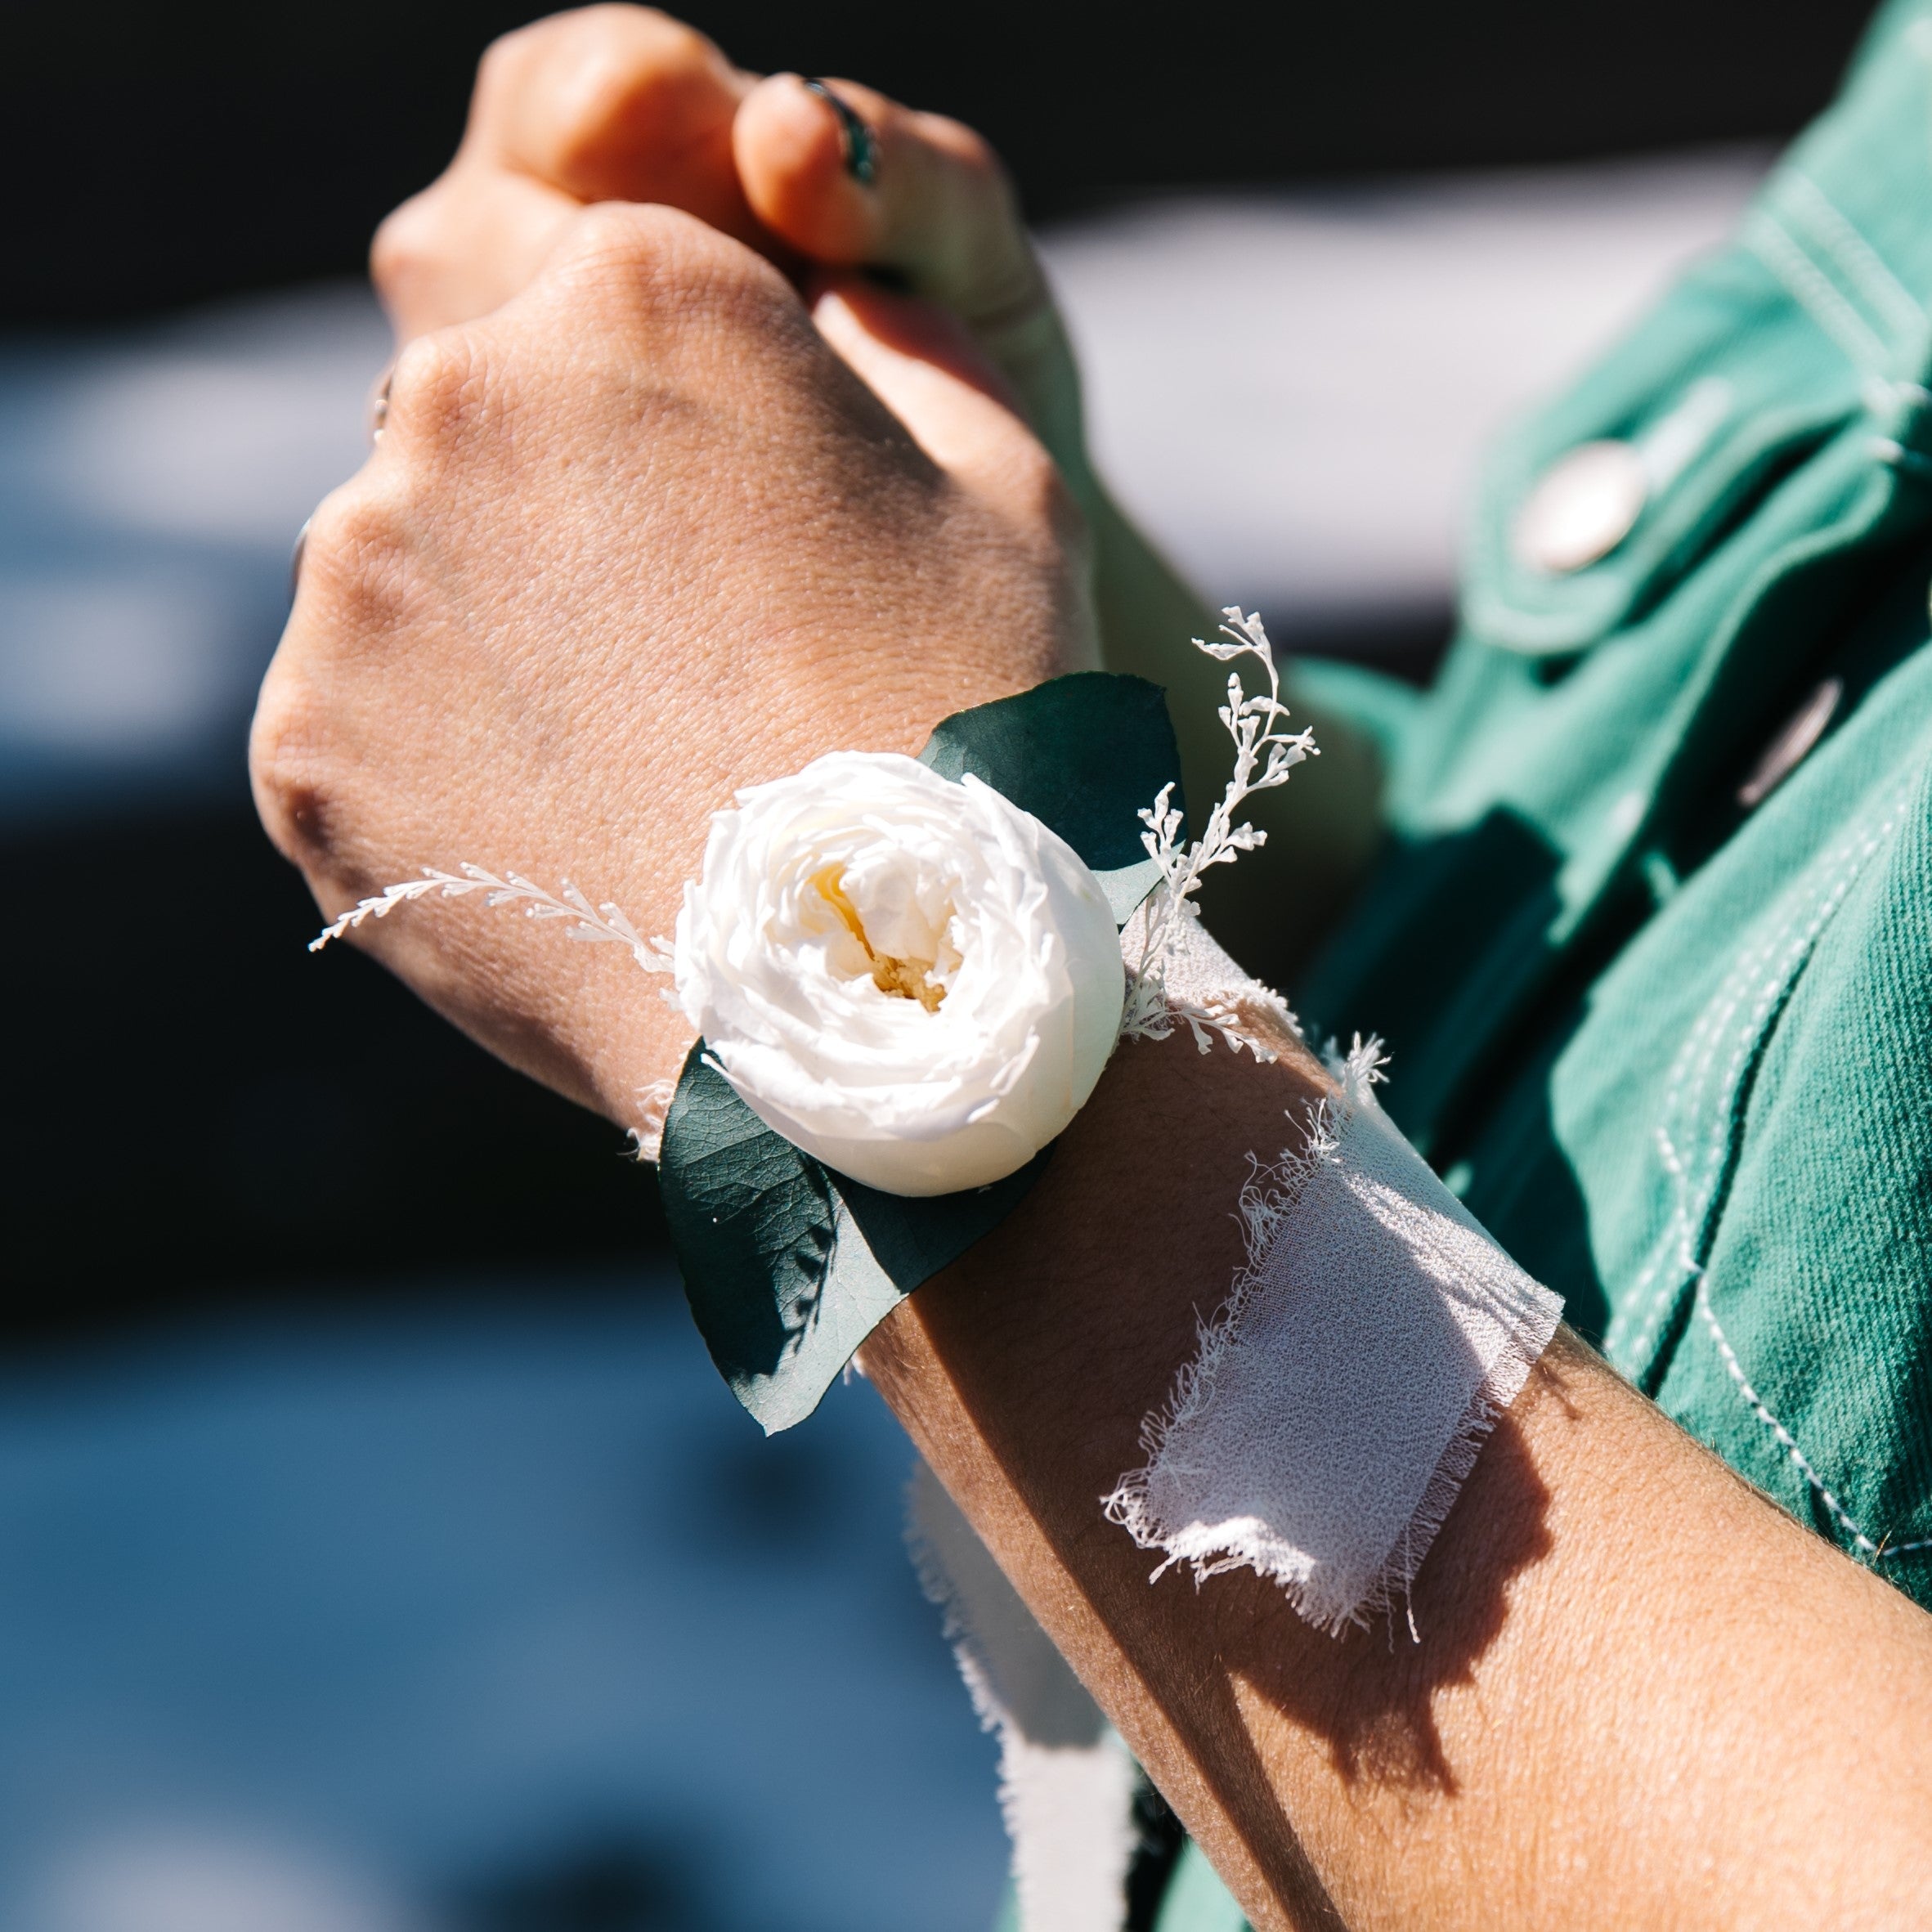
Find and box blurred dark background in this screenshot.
[2,0,1876,321]
[1,0,1880,1328]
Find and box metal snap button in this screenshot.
[1512,440,1648,575]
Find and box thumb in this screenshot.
[738,75,1038,326]
[742,76,1088,483]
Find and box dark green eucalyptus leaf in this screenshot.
[658,1047,837,1396]
[659,1043,1056,1434]
[830,1149,1053,1305]
[918,670,1186,867]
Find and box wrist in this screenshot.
[862,1027,1331,1502]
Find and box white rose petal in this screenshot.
[673,751,1125,1196]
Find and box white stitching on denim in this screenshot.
[1694,1280,1932,1558]
[1616,787,1921,1558]
[1778,173,1927,343]
[1604,957,1735,1358]
[1614,800,1900,1369]
[1743,208,1891,373]
[1676,807,1889,1248]
[1608,913,1789,1362]
[1618,937,1772,1365]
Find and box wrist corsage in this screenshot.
[313,608,1565,1638]
[315,612,1312,1432]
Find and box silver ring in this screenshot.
[369,367,393,446]
[800,78,879,187]
[289,515,311,604]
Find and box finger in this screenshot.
[735,74,1044,330]
[809,271,1021,417]
[373,165,581,345]
[472,6,762,244]
[374,8,769,345]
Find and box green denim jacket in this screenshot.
[1156,2,1932,1922]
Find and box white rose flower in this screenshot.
[673,751,1125,1196]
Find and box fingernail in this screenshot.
[800,77,878,187]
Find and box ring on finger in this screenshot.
[801,78,878,187]
[368,367,394,446]
[289,514,312,604]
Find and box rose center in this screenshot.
[812,865,947,1012]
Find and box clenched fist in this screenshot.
[253,203,1094,1133]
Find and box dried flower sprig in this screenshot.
[311,863,673,973]
[1120,607,1316,1054]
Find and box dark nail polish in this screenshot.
[801,77,878,187]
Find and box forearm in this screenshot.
[276,137,1931,1918]
[861,1029,1932,1930]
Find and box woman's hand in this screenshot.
[362,5,1384,984]
[254,202,1093,1134]
[371,7,1091,494]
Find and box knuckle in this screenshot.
[545,201,674,310]
[382,327,486,446]
[554,198,757,313]
[563,5,715,104]
[566,195,670,261]
[296,481,415,639]
[518,2,692,70]
[473,13,553,103]
[302,482,388,578]
[369,188,445,301]
[253,479,416,868]
[249,661,333,867]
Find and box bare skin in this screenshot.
[253,11,1932,1924]
[867,1028,1932,1929]
[257,202,1092,1119]
[368,7,1387,967]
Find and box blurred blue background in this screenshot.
[0,1282,999,1932]
[0,3,1870,1927]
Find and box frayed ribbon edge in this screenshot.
[1100,1035,1562,1637]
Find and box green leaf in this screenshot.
[919,670,1186,867]
[660,1046,1054,1433]
[832,1152,1051,1293]
[657,1047,837,1396]
[661,672,1182,1432]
